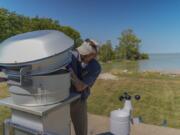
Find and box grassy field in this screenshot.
[88,61,180,129]
[0,83,11,134]
[0,61,180,130]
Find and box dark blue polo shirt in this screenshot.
[68,51,101,99]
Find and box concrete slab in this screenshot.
[71,113,180,135]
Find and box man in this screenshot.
[68,39,101,135]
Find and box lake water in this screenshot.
[139,53,180,73]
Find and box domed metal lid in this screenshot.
[0,30,74,65]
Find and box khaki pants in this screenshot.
[70,98,87,135]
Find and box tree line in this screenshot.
[0,8,82,47]
[0,8,148,62]
[99,29,149,62]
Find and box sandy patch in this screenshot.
[98,73,119,80]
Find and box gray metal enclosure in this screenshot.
[2,94,80,135]
[0,30,80,135]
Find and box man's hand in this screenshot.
[70,69,88,92]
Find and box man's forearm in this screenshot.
[71,70,88,92]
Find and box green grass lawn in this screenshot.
[88,61,180,128]
[0,61,180,130]
[0,83,11,135]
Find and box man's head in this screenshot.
[77,39,99,64]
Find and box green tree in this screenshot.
[99,40,114,62]
[0,8,82,48]
[116,29,148,60]
[59,26,82,48]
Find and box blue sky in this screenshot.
[0,0,180,53]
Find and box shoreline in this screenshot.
[140,69,180,75]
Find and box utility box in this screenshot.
[0,30,80,135]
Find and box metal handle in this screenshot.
[20,66,32,86]
[4,66,32,86]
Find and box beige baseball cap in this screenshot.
[77,39,99,55]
